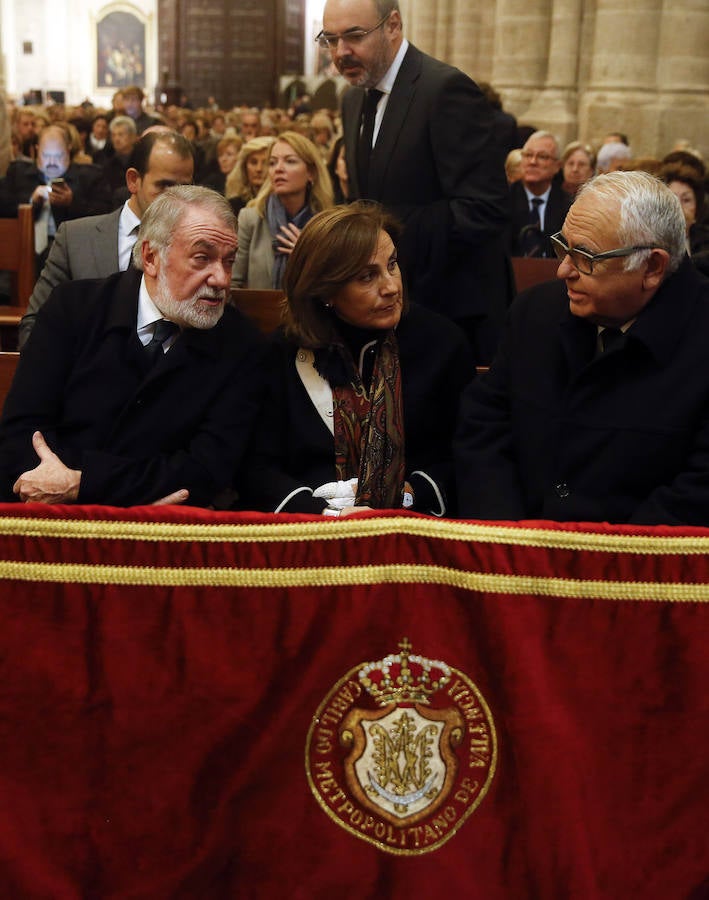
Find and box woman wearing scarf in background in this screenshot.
[231,131,333,290]
[238,202,474,517]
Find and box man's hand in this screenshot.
[30,185,49,207]
[48,181,74,208]
[151,489,189,506]
[13,431,81,503]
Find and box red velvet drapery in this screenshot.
[0,504,707,898]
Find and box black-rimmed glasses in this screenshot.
[315,13,390,49]
[550,232,657,275]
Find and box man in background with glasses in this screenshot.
[508,130,571,258]
[318,0,510,368]
[455,171,709,526]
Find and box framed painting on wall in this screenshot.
[96,8,146,89]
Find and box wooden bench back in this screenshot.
[0,351,19,417]
[0,204,35,306]
[231,288,285,336]
[511,256,560,295]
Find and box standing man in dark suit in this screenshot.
[19,131,195,349]
[508,130,572,258]
[319,0,510,364]
[455,171,709,526]
[0,186,266,507]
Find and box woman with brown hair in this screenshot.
[660,163,709,275]
[239,202,473,516]
[200,135,242,194]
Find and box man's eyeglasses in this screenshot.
[550,232,657,275]
[521,150,557,163]
[315,13,390,49]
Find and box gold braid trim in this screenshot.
[2,560,709,602]
[1,514,709,555]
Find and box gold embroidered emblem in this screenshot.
[305,638,497,855]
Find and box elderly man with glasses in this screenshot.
[318,0,510,368]
[455,171,709,526]
[508,130,572,258]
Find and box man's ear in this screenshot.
[142,240,160,278]
[125,167,140,195]
[387,9,403,35]
[642,248,670,291]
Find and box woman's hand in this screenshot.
[276,223,302,256]
[338,505,374,517]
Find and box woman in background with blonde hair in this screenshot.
[225,135,271,216]
[231,130,333,290]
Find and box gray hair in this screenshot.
[132,185,236,270]
[596,141,632,173]
[525,130,561,159]
[109,115,137,136]
[577,171,687,273]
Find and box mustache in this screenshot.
[337,55,361,68]
[191,287,226,303]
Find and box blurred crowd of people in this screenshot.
[4,80,706,281]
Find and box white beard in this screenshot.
[153,268,226,331]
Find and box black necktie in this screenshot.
[357,88,383,197]
[600,327,625,355]
[144,319,179,367]
[529,196,543,226]
[521,198,544,257]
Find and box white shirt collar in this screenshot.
[119,200,141,240]
[523,184,552,205]
[374,38,408,95]
[137,275,181,349]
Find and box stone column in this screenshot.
[490,0,551,119]
[398,0,495,83]
[0,12,10,177]
[520,0,583,147]
[578,0,663,154]
[654,0,709,157]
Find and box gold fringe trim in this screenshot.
[1,514,709,555]
[1,560,708,602]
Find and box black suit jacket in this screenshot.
[0,160,112,223]
[341,44,511,359]
[508,180,571,258]
[455,259,709,525]
[0,269,267,506]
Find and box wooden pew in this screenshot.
[0,204,35,350]
[510,256,560,295]
[0,351,19,417]
[231,288,285,336]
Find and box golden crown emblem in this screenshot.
[358,637,451,707]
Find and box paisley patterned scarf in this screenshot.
[330,330,405,509]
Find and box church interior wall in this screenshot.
[1,0,707,158]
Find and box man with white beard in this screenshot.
[0,186,267,507]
